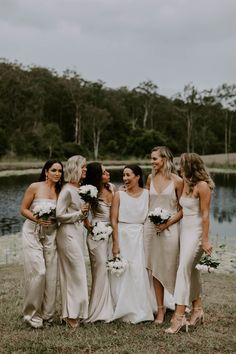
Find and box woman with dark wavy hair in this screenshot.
[83,162,115,322]
[20,160,64,329]
[110,164,153,323]
[165,153,214,334]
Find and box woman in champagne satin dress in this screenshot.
[20,160,64,329]
[165,153,214,334]
[56,155,89,329]
[83,162,115,322]
[144,146,183,324]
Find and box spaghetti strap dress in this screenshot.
[174,196,204,306]
[143,180,180,295]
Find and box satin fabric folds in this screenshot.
[86,198,114,322]
[56,184,88,320]
[144,180,180,296]
[22,198,58,327]
[174,196,203,306]
[110,190,154,324]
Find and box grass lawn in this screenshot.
[0,264,235,354]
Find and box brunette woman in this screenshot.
[20,160,64,328]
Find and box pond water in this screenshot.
[0,170,235,246]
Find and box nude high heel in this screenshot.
[188,307,204,326]
[165,314,189,334]
[154,306,166,325]
[61,317,79,329]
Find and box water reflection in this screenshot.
[0,174,37,236]
[0,170,236,239]
[211,173,236,223]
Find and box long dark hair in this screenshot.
[123,164,144,187]
[39,160,64,194]
[83,162,103,193]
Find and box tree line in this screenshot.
[0,59,235,160]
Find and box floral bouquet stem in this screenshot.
[148,207,171,235]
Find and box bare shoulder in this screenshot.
[171,173,183,186]
[197,180,210,193]
[145,174,152,188]
[113,191,120,200]
[109,182,116,193]
[27,182,41,193]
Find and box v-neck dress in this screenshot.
[143,179,180,295]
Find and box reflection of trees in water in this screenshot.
[212,175,236,223]
[213,207,234,223]
[0,217,20,236]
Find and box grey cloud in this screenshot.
[0,0,235,95]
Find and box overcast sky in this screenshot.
[0,0,235,97]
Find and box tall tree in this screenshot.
[215,84,236,155]
[62,70,87,145]
[83,104,110,159]
[135,80,159,129]
[176,84,200,152]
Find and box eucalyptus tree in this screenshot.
[0,60,33,154]
[175,83,200,152]
[62,69,88,146]
[83,104,110,159]
[196,89,219,154]
[215,83,236,155]
[134,80,159,129]
[80,80,110,158]
[41,123,63,158]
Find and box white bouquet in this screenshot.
[32,202,56,220]
[91,221,113,241]
[78,184,98,206]
[106,256,129,277]
[148,207,171,225]
[196,255,220,273]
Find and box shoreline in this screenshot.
[1,232,236,273]
[0,166,236,178]
[0,153,236,177]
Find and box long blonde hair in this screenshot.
[180,153,215,193]
[151,146,177,177]
[64,155,86,183]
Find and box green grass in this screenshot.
[0,264,236,354]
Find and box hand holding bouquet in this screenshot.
[148,207,171,235]
[91,221,113,241]
[196,255,220,273]
[33,202,56,222]
[106,256,128,277]
[78,185,98,207]
[32,201,56,240]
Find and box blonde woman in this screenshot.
[56,155,89,329]
[144,146,183,324]
[20,160,63,329]
[165,153,214,334]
